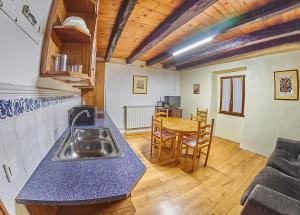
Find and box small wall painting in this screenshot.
[193,84,200,94]
[274,69,299,100]
[133,75,148,94]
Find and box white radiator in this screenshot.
[123,105,155,130]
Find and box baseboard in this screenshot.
[213,136,241,145]
[124,128,151,135]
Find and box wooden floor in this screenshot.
[125,133,267,215]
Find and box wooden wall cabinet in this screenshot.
[40,0,99,89]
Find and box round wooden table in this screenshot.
[159,117,199,133]
[158,117,200,162]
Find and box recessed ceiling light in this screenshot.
[172,37,214,56]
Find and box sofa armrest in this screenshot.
[241,185,300,215]
[275,138,300,155]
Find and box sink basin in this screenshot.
[53,128,123,161]
[75,128,109,141]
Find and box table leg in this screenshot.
[176,132,183,164]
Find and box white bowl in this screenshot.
[63,16,90,34]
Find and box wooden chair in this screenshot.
[154,110,168,118]
[187,108,208,140]
[150,116,176,160]
[180,119,214,171]
[191,108,208,123]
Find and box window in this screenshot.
[219,75,245,117]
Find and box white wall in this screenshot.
[181,67,212,119]
[105,63,180,129]
[0,0,53,86]
[180,50,300,156]
[214,72,246,143]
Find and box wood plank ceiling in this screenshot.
[97,0,300,70]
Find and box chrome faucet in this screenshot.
[71,110,91,141]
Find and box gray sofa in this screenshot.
[241,138,300,215]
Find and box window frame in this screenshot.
[219,75,245,117]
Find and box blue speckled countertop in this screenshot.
[16,115,146,205]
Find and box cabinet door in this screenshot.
[172,109,182,118]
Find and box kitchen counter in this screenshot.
[16,115,146,205]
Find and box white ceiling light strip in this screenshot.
[173,37,214,56]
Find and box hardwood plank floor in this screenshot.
[125,133,267,215]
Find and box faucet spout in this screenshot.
[71,110,91,141]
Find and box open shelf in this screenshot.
[72,80,95,89]
[53,25,91,43]
[64,0,97,15]
[41,71,88,82]
[40,0,98,91]
[41,72,94,89]
[41,71,88,78]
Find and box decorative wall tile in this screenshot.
[17,134,38,164]
[0,96,75,120]
[34,109,49,143]
[3,142,18,161]
[22,147,41,177]
[0,93,81,215]
[0,137,7,172]
[0,71,82,215]
[38,137,50,158]
[0,120,17,147]
[25,113,36,135]
[0,160,7,183]
[15,116,28,139]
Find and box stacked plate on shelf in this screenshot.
[63,16,90,34]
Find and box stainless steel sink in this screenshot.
[75,129,109,141]
[53,128,123,161]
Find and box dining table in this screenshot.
[158,117,201,162]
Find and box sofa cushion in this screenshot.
[241,185,300,215]
[266,150,300,179]
[276,138,300,157]
[241,166,300,205]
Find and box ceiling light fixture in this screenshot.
[172,36,214,56]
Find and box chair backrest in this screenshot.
[196,108,208,123]
[190,114,199,121]
[151,116,163,138]
[154,110,168,118]
[195,119,214,147]
[190,108,208,123]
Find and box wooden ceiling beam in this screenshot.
[105,0,137,62]
[167,18,300,69]
[176,31,300,70]
[126,0,217,64]
[145,0,300,67]
[177,35,300,70]
[145,51,171,67]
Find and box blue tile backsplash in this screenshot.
[0,91,81,215]
[0,96,74,120]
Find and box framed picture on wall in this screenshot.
[274,69,299,100]
[133,75,148,94]
[193,84,200,94]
